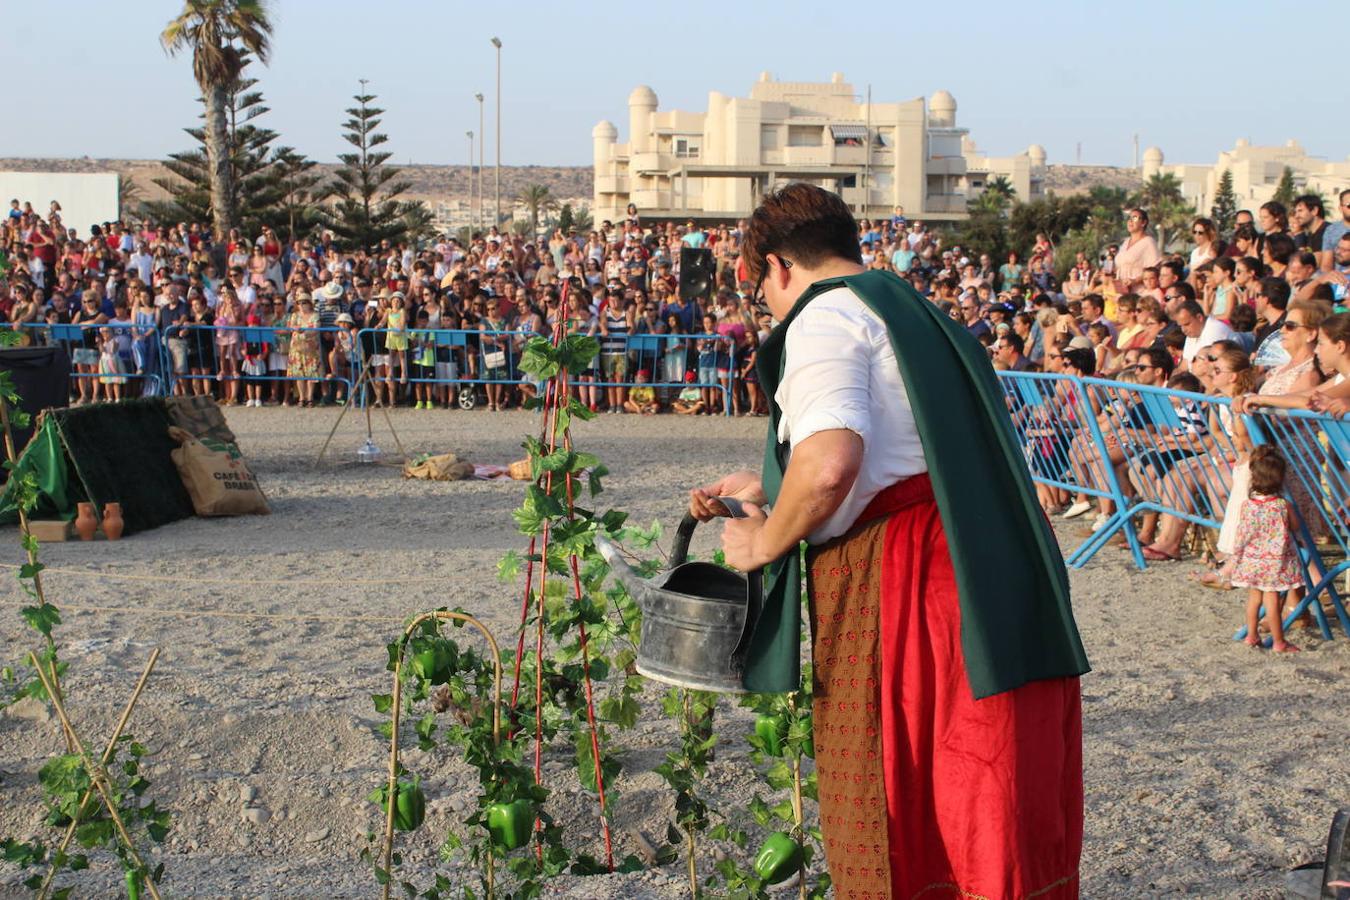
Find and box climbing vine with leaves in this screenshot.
[0,343,171,899]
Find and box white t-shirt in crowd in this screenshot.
[775,286,927,544]
[1183,316,1236,364]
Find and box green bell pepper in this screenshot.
[755,713,788,757]
[486,798,534,850]
[124,868,142,900]
[408,637,454,685]
[392,780,426,832]
[754,831,803,884]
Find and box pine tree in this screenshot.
[322,87,418,250]
[1272,166,1298,208]
[557,203,574,235]
[1210,169,1238,236]
[145,61,321,239]
[269,147,328,242]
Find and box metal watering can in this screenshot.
[594,499,762,694]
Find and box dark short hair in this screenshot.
[1294,194,1325,218]
[1000,331,1024,354]
[1264,233,1295,265]
[1170,282,1197,302]
[1159,259,1185,281]
[1259,276,1291,310]
[744,182,861,280]
[1176,298,1205,320]
[1296,251,1318,270]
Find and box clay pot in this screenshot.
[101,503,124,541]
[74,503,98,541]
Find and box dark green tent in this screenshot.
[0,399,196,537]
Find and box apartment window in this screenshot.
[675,137,700,159]
[830,124,868,147]
[787,125,821,147]
[760,126,780,150]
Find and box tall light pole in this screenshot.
[475,92,485,235]
[466,130,474,235]
[490,37,502,230]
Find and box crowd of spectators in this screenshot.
[2,190,1349,630]
[978,194,1349,649]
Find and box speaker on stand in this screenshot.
[679,247,715,306]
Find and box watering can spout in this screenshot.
[594,532,646,605]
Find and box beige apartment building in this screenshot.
[592,73,1045,224]
[1143,139,1350,214]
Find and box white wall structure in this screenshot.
[0,172,120,236]
[593,74,1044,224]
[1146,139,1350,216]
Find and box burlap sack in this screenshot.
[402,452,475,482]
[168,426,270,517]
[165,395,237,446]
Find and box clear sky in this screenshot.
[3,0,1346,170]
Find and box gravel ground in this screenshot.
[1,406,1346,898]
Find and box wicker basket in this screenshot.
[508,458,534,481]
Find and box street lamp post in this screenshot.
[490,37,502,230]
[475,92,485,235]
[466,131,474,235]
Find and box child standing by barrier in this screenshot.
[98,326,126,402]
[1231,445,1304,652]
[411,310,436,410]
[240,311,268,407]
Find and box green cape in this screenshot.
[745,270,1089,699]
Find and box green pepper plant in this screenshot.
[0,358,171,899]
[367,329,653,897]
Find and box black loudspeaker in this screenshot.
[679,247,715,303]
[0,346,71,454]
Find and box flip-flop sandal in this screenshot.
[1141,546,1180,561]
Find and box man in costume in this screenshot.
[690,183,1089,899]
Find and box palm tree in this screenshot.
[984,174,1016,203]
[515,184,557,240]
[1133,173,1193,250]
[161,0,273,243]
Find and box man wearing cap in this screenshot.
[690,183,1086,899]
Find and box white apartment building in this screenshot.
[1143,139,1350,214]
[592,73,1045,224]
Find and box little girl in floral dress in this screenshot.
[1230,445,1305,652]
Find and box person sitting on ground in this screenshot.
[624,368,659,415]
[672,371,705,415]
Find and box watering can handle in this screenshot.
[670,497,748,567]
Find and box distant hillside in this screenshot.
[1042,164,1141,196]
[1,157,1140,209]
[0,158,594,208]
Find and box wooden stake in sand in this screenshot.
[379,610,502,900]
[36,648,161,900]
[29,651,165,900]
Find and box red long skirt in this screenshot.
[807,475,1083,900]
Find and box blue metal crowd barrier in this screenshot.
[998,371,1144,568]
[23,322,163,397]
[1245,409,1350,640]
[352,328,737,415]
[1000,370,1349,642]
[162,324,355,400]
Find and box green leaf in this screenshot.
[371,693,394,714]
[598,694,640,729]
[497,550,524,583]
[20,603,61,637]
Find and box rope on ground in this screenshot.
[0,562,454,588]
[0,598,404,625]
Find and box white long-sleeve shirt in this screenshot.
[775,286,927,544]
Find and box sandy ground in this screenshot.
[1,406,1347,898]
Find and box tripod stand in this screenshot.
[315,365,407,465]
